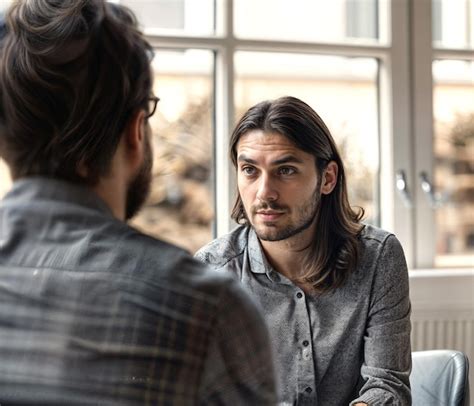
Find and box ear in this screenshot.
[124,109,147,153]
[320,161,338,195]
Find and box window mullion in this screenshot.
[214,0,236,237]
[411,0,435,268]
[384,0,415,268]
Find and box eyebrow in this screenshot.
[271,155,305,165]
[237,155,258,165]
[237,154,304,165]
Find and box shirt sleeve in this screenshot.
[351,235,412,406]
[197,276,278,405]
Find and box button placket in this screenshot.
[294,288,316,402]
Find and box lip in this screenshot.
[256,211,285,221]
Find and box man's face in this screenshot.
[236,130,321,242]
[125,127,153,220]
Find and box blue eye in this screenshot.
[242,166,256,176]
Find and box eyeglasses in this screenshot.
[146,96,160,119]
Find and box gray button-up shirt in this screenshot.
[196,224,411,406]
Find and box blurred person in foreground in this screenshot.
[196,96,411,406]
[0,1,276,404]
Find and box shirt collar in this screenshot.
[2,176,114,218]
[246,227,296,286]
[246,228,267,273]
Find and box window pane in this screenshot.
[0,159,11,199]
[1,1,216,36]
[130,49,214,253]
[432,0,474,49]
[0,0,12,13]
[110,0,215,36]
[433,59,474,267]
[235,52,380,225]
[234,0,385,44]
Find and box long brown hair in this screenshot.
[230,96,364,293]
[0,0,153,184]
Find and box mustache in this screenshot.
[252,202,288,212]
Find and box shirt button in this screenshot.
[303,340,309,347]
[305,387,313,394]
[296,292,303,299]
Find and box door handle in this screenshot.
[419,171,449,208]
[395,170,413,208]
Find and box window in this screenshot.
[0,160,10,198]
[0,0,473,269]
[345,0,378,40]
[113,0,215,35]
[432,0,474,49]
[234,0,384,43]
[122,0,186,31]
[0,0,12,196]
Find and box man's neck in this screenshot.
[259,223,316,285]
[90,176,127,221]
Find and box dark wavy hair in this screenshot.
[230,96,364,293]
[0,0,153,184]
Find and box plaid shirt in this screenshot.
[0,178,277,405]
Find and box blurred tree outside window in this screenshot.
[433,59,474,267]
[130,50,214,254]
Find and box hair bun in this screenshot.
[7,0,104,64]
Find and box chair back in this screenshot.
[411,350,470,406]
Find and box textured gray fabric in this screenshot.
[0,178,277,405]
[196,224,412,406]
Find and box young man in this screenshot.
[0,1,276,404]
[196,96,412,405]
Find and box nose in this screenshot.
[256,174,278,202]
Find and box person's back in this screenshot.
[0,178,275,404]
[0,1,276,404]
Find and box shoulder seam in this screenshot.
[211,248,245,269]
[360,226,394,245]
[362,233,394,244]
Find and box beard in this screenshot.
[124,133,153,220]
[249,178,322,242]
